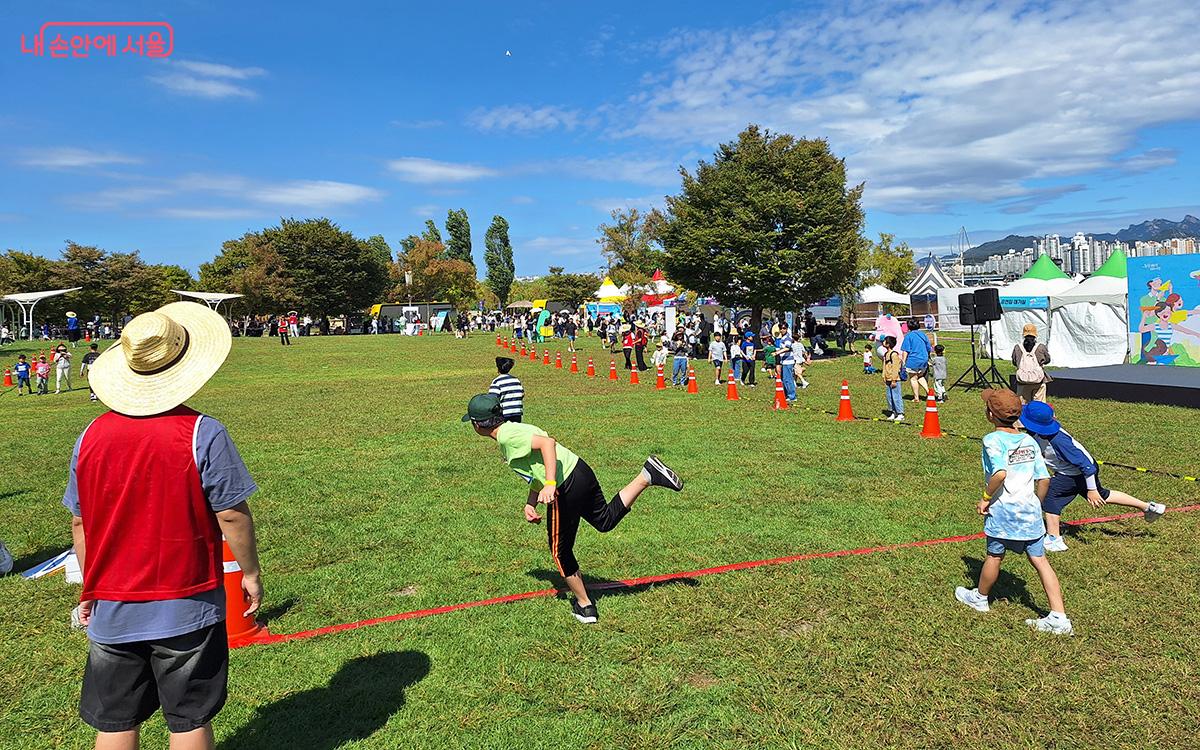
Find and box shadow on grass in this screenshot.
[961,556,1046,617]
[256,597,298,625]
[0,488,29,501]
[527,568,700,600]
[218,650,430,750]
[10,545,70,574]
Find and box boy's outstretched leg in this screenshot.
[1100,489,1166,522]
[1024,552,1072,635]
[620,456,684,509]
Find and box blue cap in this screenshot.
[1020,401,1060,435]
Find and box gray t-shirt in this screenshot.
[63,414,258,644]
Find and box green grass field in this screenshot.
[2,332,1197,749]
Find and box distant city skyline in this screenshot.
[3,1,1199,275]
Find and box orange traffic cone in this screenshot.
[655,364,666,390]
[920,391,943,438]
[726,371,740,401]
[772,375,789,410]
[510,340,517,353]
[85,330,91,343]
[555,351,563,369]
[496,333,502,345]
[570,353,579,373]
[529,347,537,362]
[521,342,527,356]
[586,357,596,377]
[222,538,268,647]
[836,380,855,422]
[3,368,12,387]
[609,359,618,380]
[630,368,640,385]
[686,366,698,394]
[543,350,550,366]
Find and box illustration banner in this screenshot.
[1128,254,1200,366]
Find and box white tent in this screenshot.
[857,284,911,305]
[982,255,1076,357]
[1047,250,1129,367]
[594,276,628,302]
[172,290,243,314]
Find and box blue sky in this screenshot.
[3,0,1199,276]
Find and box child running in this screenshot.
[709,333,727,384]
[463,393,683,623]
[13,354,33,395]
[488,356,525,423]
[1019,401,1165,552]
[956,389,1072,635]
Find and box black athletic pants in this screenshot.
[544,459,629,578]
[635,345,648,370]
[623,348,633,369]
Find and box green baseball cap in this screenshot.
[462,393,503,423]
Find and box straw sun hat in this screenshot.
[90,302,231,416]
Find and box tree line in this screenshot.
[3,125,912,326]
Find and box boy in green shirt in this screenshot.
[463,393,684,623]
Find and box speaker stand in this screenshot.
[950,324,992,391]
[981,321,1007,386]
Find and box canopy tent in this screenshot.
[983,255,1077,356]
[1,287,82,340]
[172,290,243,314]
[908,255,962,296]
[594,276,628,303]
[857,284,911,305]
[506,300,533,309]
[1048,250,1129,367]
[908,254,962,319]
[641,269,677,306]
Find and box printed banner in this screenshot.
[1128,254,1200,366]
[999,295,1049,311]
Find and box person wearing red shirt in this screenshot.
[278,316,290,346]
[633,321,649,371]
[621,323,634,370]
[67,302,262,750]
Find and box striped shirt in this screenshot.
[489,374,524,417]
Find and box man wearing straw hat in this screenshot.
[63,302,263,750]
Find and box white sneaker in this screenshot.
[1025,613,1073,635]
[1044,535,1069,553]
[0,540,12,575]
[955,586,990,612]
[1144,502,1166,522]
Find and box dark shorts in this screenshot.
[1043,471,1109,515]
[547,459,629,578]
[80,622,228,733]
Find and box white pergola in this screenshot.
[172,290,244,315]
[1,288,83,340]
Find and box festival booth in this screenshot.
[982,255,1076,356]
[853,285,910,328]
[1048,250,1129,367]
[908,255,963,325]
[587,276,628,323]
[640,270,677,308]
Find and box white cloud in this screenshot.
[510,195,536,205]
[19,147,141,168]
[148,59,266,99]
[66,186,174,209]
[546,155,682,186]
[411,204,441,217]
[158,207,263,220]
[582,194,665,214]
[469,105,584,133]
[609,0,1200,213]
[386,157,498,183]
[174,61,266,79]
[249,180,383,208]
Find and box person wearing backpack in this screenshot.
[1011,323,1051,403]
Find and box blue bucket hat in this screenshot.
[1020,401,1060,435]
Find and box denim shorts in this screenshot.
[986,535,1046,557]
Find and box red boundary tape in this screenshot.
[245,503,1200,648]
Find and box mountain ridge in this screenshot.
[948,215,1199,262]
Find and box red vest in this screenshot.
[76,406,221,601]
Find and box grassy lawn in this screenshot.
[1,331,1197,749]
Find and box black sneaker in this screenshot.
[572,601,598,624]
[644,455,684,491]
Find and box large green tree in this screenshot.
[545,267,601,307]
[858,232,915,294]
[661,125,865,331]
[444,209,474,266]
[261,218,390,315]
[483,215,515,306]
[596,207,665,288]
